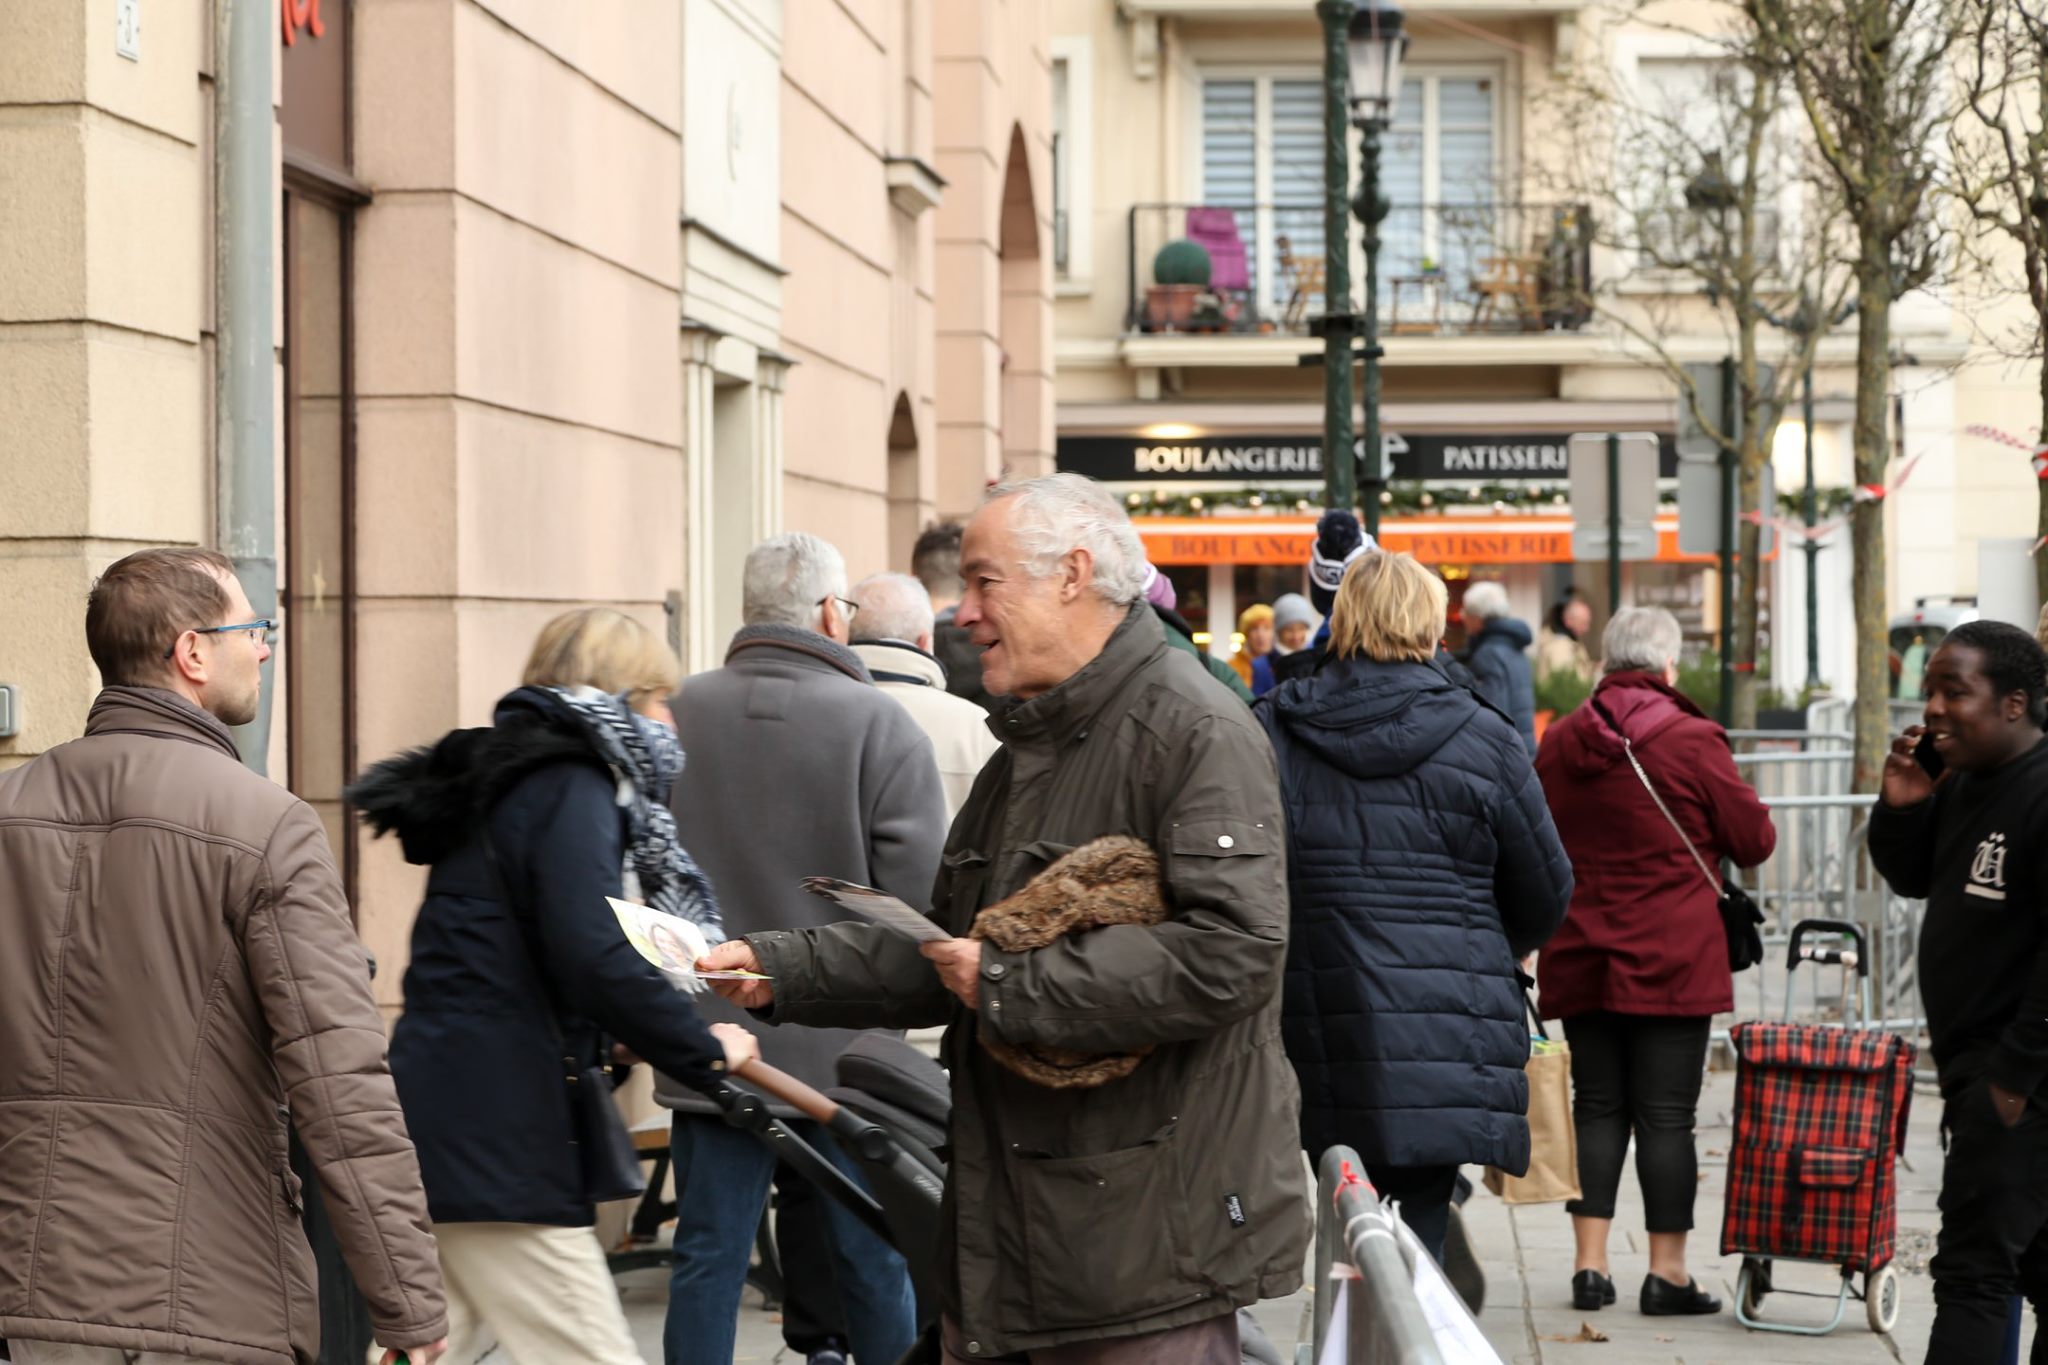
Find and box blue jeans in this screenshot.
[665,1113,915,1365]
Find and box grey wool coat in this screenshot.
[747,606,1310,1357]
[653,625,947,1112]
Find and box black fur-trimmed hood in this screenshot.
[346,686,608,867]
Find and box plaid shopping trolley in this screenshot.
[1721,919,1916,1337]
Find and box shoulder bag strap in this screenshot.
[1620,737,1722,896]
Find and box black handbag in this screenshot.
[479,830,648,1204]
[1620,736,1767,973]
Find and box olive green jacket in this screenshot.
[749,606,1308,1356]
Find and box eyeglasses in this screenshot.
[819,596,861,624]
[163,618,278,659]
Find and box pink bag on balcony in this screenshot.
[1185,206,1249,293]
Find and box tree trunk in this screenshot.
[1851,259,1893,793]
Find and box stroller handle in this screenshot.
[730,1057,839,1126]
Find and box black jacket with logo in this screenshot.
[1870,736,2048,1095]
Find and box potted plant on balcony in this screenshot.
[1145,239,1211,331]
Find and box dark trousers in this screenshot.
[1927,1080,2048,1364]
[775,1165,848,1355]
[1562,1011,1711,1232]
[665,1115,914,1365]
[1367,1164,1461,1265]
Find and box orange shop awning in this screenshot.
[1136,516,1758,567]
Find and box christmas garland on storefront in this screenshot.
[1126,482,1857,522]
[1125,482,1588,519]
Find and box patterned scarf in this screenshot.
[547,686,724,943]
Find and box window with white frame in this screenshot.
[1199,75,1325,314]
[1628,55,1786,271]
[1378,71,1498,287]
[1050,37,1093,287]
[1199,69,1498,317]
[1053,56,1070,274]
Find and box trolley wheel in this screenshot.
[1865,1265,1901,1334]
[1738,1257,1769,1317]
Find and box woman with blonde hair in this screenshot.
[349,607,756,1365]
[1259,552,1574,1260]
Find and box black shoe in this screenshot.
[1571,1269,1617,1311]
[1640,1274,1723,1316]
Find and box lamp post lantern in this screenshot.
[1347,0,1407,539]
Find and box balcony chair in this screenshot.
[1277,234,1326,330]
[1468,253,1543,331]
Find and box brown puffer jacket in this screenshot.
[0,688,447,1365]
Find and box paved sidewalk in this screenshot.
[617,1066,1962,1363]
[1458,1065,1945,1364]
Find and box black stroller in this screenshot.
[614,1033,1282,1365]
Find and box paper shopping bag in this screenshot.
[1484,1040,1581,1204]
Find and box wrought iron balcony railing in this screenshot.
[1125,200,1596,338]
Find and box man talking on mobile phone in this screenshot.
[1869,621,2048,1363]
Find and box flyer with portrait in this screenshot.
[607,897,771,994]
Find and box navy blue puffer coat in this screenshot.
[1260,655,1574,1173]
[348,687,727,1227]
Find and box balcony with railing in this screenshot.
[1124,201,1596,339]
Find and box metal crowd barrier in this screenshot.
[1802,697,1926,739]
[1725,793,1927,1041]
[1303,1147,1479,1365]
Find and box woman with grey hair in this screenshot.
[1534,606,1776,1319]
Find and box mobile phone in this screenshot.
[1913,731,1945,780]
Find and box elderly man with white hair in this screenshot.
[850,571,1003,818]
[1461,578,1538,754]
[703,474,1309,1364]
[658,531,946,1365]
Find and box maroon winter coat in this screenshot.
[1535,672,1777,1019]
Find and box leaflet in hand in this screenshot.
[801,877,950,944]
[608,897,770,994]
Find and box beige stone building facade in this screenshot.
[0,0,1052,1005]
[1048,0,2041,693]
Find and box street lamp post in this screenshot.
[1684,155,1740,726]
[1347,0,1407,540]
[1314,0,1356,515]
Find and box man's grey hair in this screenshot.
[850,572,935,644]
[1602,606,1685,676]
[1463,580,1511,624]
[742,532,848,630]
[984,473,1149,606]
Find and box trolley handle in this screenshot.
[1786,918,1868,978]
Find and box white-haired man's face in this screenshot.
[956,497,1109,701]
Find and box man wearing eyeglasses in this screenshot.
[656,532,946,1365]
[0,548,448,1365]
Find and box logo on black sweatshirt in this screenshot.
[1968,832,2010,902]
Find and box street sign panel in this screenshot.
[1678,361,1775,461]
[1678,461,1776,556]
[1567,432,1661,562]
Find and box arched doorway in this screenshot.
[999,124,1051,484]
[887,392,923,570]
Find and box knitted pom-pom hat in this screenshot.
[1308,509,1375,615]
